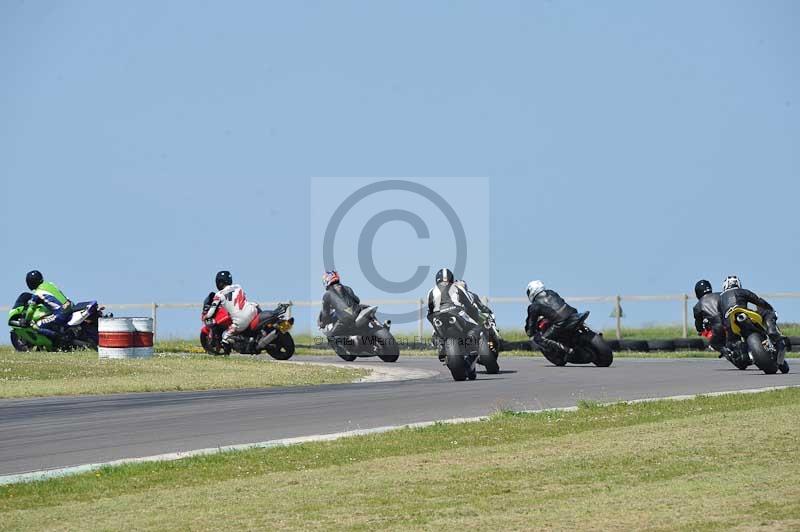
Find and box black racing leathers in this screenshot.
[719,288,781,345]
[693,292,726,351]
[319,283,361,338]
[525,290,578,356]
[427,281,482,355]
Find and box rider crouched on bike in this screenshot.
[427,268,482,361]
[203,271,258,350]
[21,270,73,340]
[718,275,789,373]
[524,280,581,362]
[318,270,363,351]
[693,279,728,355]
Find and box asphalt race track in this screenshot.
[1,356,798,476]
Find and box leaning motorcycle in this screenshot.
[7,292,105,351]
[531,311,613,367]
[200,293,295,359]
[323,305,399,363]
[477,314,501,374]
[431,306,483,381]
[724,306,789,374]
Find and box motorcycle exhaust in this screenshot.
[256,330,278,350]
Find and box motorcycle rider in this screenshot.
[692,279,728,355]
[454,280,494,326]
[21,270,73,340]
[718,275,789,373]
[427,268,483,363]
[203,271,258,350]
[318,270,363,346]
[524,280,582,362]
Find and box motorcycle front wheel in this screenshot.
[10,331,32,352]
[200,331,226,356]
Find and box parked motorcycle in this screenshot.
[724,306,789,374]
[431,306,483,381]
[531,311,613,367]
[200,293,295,359]
[7,292,105,351]
[322,305,399,363]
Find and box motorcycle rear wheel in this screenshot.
[445,338,468,381]
[478,335,499,374]
[375,328,399,363]
[266,332,295,360]
[588,334,613,367]
[747,333,778,374]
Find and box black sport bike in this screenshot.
[322,305,400,363]
[531,311,613,367]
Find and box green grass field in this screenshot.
[2,388,798,531]
[0,351,366,399]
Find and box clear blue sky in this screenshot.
[2,1,798,337]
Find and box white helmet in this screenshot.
[722,275,741,292]
[526,280,545,302]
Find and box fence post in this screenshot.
[615,295,622,340]
[151,302,158,343]
[417,298,425,341]
[682,294,688,339]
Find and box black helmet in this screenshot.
[215,270,233,291]
[694,279,712,299]
[26,270,43,290]
[435,268,454,285]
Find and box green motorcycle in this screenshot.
[8,292,104,351]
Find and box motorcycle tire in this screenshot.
[445,338,468,381]
[747,333,778,374]
[375,328,399,363]
[10,331,31,352]
[266,332,295,360]
[588,335,613,367]
[541,347,567,367]
[478,335,500,374]
[200,332,225,356]
[337,352,358,362]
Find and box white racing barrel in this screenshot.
[98,317,154,359]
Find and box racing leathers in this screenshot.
[318,283,362,339]
[427,281,482,357]
[204,284,258,344]
[719,287,783,351]
[693,292,726,352]
[525,289,579,357]
[25,281,72,339]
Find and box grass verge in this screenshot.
[0,351,367,399]
[1,388,798,530]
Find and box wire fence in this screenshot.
[4,292,799,342]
